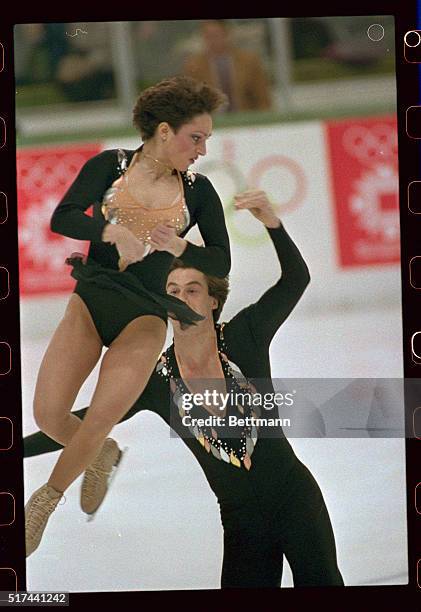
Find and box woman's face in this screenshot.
[164,113,212,171]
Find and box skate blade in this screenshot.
[86,446,129,523]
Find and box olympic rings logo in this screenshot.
[198,155,307,246]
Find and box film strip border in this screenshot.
[0,22,26,591]
[401,17,421,594]
[0,4,418,605]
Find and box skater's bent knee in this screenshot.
[33,403,53,433]
[33,404,69,438]
[74,412,115,440]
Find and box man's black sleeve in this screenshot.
[229,223,310,349]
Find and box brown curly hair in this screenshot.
[132,76,227,140]
[168,258,230,323]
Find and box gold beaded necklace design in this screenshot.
[142,152,174,176]
[156,323,261,470]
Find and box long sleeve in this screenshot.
[23,371,165,458]
[50,149,116,242]
[24,400,147,458]
[233,223,310,348]
[179,176,231,278]
[23,408,89,457]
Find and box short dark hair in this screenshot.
[133,76,227,141]
[168,259,230,323]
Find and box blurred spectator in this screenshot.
[15,22,115,102]
[132,21,198,86]
[183,20,272,112]
[290,18,332,60]
[15,24,70,85]
[322,40,386,67]
[55,22,114,102]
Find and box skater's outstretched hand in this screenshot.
[234,190,280,228]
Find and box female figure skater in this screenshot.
[25,191,344,587]
[24,76,230,557]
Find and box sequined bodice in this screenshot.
[101,157,190,251]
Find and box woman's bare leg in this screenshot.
[33,294,103,445]
[47,315,166,493]
[25,294,106,557]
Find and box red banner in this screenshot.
[325,115,399,268]
[17,144,102,295]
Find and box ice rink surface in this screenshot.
[21,299,408,591]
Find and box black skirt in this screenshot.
[66,254,205,332]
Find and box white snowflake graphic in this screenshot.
[19,195,84,271]
[349,164,399,242]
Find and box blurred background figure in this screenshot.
[15,22,115,103]
[14,23,70,86]
[55,22,114,102]
[182,19,272,112]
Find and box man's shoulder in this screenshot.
[222,305,254,339]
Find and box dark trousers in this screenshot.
[220,460,344,588]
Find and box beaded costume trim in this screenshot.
[156,323,261,470]
[100,149,191,249]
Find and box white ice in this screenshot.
[22,300,407,591]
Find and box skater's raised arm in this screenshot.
[227,190,310,348]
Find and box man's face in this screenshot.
[166,268,218,330]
